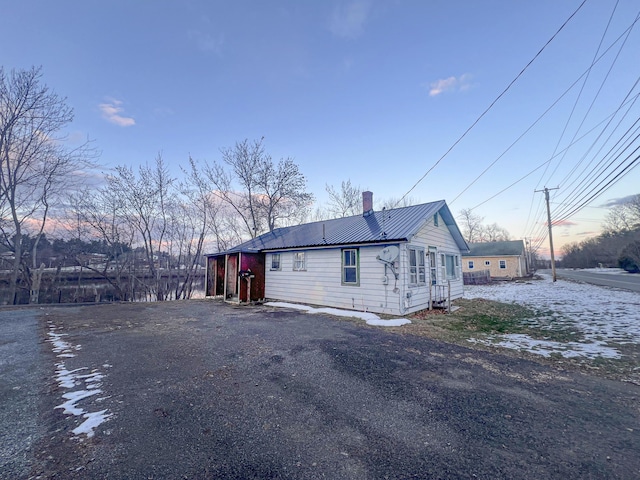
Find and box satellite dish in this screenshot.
[377,245,399,263]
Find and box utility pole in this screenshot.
[535,187,559,281]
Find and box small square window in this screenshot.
[485,260,491,266]
[271,253,281,270]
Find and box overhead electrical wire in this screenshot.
[536,0,622,189]
[394,0,588,207]
[525,13,640,248]
[464,92,640,211]
[451,7,639,213]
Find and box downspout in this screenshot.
[398,245,407,315]
[237,252,242,305]
[223,255,228,300]
[205,256,209,297]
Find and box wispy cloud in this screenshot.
[554,219,577,227]
[329,0,372,38]
[188,29,224,54]
[600,194,638,208]
[427,74,472,97]
[98,99,135,127]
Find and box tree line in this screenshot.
[560,194,640,272]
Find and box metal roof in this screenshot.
[464,240,525,257]
[210,200,468,256]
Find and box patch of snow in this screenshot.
[582,267,631,275]
[365,318,411,327]
[265,302,411,327]
[46,323,113,438]
[72,410,112,438]
[463,273,640,359]
[56,389,102,416]
[468,335,620,359]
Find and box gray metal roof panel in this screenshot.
[464,240,525,257]
[210,200,469,255]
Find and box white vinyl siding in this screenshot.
[265,211,465,315]
[266,246,396,314]
[396,216,464,312]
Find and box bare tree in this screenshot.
[479,223,511,242]
[66,187,136,300]
[603,194,640,233]
[458,208,484,243]
[107,154,174,300]
[0,66,94,304]
[380,195,420,210]
[203,138,313,238]
[325,180,362,218]
[257,157,313,230]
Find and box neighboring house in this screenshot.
[205,192,469,316]
[462,240,530,280]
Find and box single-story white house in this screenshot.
[205,192,469,316]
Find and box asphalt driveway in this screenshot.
[2,300,639,479]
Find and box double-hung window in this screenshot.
[499,260,506,269]
[409,247,426,285]
[441,253,459,280]
[293,252,306,271]
[342,248,359,285]
[271,253,281,270]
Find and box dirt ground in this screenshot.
[2,300,640,479]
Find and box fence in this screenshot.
[463,270,491,285]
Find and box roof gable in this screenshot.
[218,200,468,254]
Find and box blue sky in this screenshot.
[2,0,639,255]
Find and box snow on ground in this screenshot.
[463,273,640,359]
[46,321,112,438]
[265,302,411,327]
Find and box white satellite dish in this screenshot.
[377,245,399,263]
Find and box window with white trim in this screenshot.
[499,260,506,269]
[485,260,491,266]
[342,248,359,285]
[409,247,426,285]
[441,253,459,280]
[271,253,281,270]
[293,252,306,271]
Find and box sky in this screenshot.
[1,0,639,257]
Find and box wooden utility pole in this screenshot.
[535,187,559,281]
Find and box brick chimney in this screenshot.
[362,191,373,217]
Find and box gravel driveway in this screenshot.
[2,300,639,479]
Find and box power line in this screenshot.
[394,0,588,207]
[451,11,640,210]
